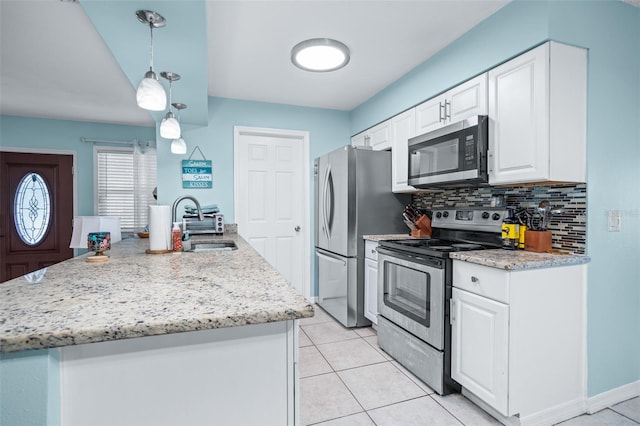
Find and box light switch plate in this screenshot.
[607,210,621,232]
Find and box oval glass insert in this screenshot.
[14,173,52,246]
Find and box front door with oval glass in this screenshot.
[0,152,74,283]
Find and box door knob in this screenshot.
[294,226,301,232]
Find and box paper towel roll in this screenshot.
[149,205,171,251]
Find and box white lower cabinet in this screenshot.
[364,240,379,325]
[451,260,586,424]
[451,287,509,415]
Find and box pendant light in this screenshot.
[170,103,188,154]
[159,72,181,139]
[135,10,167,111]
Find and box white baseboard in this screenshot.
[462,388,586,426]
[587,380,640,414]
[517,398,586,426]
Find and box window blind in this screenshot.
[96,147,156,232]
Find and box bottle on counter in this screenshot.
[182,230,191,252]
[172,222,182,252]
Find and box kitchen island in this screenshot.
[0,234,313,425]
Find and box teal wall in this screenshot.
[351,0,640,397]
[0,115,156,217]
[0,350,60,426]
[155,97,350,214]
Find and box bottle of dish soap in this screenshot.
[172,222,182,252]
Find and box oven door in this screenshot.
[377,248,445,350]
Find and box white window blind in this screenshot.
[95,146,157,233]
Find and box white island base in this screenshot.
[60,320,298,426]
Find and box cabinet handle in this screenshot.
[445,100,451,120]
[488,150,494,173]
[471,276,479,283]
[450,299,455,325]
[439,102,445,123]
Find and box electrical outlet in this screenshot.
[607,210,621,232]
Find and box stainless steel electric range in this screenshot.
[376,207,507,395]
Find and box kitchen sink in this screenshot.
[185,240,238,252]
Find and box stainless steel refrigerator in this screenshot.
[314,145,410,327]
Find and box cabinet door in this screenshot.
[415,93,447,135]
[368,121,391,151]
[448,73,488,122]
[351,131,368,148]
[488,43,549,184]
[451,288,509,416]
[391,109,416,193]
[364,257,378,324]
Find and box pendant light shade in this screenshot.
[136,10,167,111]
[170,102,187,154]
[171,138,187,154]
[136,71,166,111]
[160,112,181,139]
[159,72,181,139]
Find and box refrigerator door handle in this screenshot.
[316,249,347,267]
[322,165,333,240]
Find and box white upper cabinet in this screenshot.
[390,109,417,193]
[415,73,488,135]
[488,41,587,185]
[351,131,368,148]
[351,121,391,151]
[368,121,391,151]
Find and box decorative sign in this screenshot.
[182,159,212,188]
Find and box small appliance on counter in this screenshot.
[501,207,520,250]
[182,214,224,235]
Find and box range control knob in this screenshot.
[443,211,449,218]
[482,212,490,219]
[492,213,501,221]
[435,212,442,219]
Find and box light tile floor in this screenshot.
[299,305,640,426]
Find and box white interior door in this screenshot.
[234,127,309,299]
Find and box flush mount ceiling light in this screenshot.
[159,72,181,139]
[170,103,187,155]
[136,10,167,111]
[291,38,350,72]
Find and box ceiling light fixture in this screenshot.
[135,10,167,111]
[291,38,350,72]
[170,103,187,155]
[159,72,181,139]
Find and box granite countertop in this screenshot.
[0,235,313,354]
[363,234,414,242]
[450,249,591,271]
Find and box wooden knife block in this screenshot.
[412,215,432,238]
[524,230,552,253]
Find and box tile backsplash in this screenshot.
[412,183,586,254]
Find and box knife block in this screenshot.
[412,215,432,238]
[524,230,552,253]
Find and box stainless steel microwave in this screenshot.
[408,115,488,188]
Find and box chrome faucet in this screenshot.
[172,195,204,224]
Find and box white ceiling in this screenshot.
[1,0,515,128]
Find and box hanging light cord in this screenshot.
[148,23,154,72]
[168,80,173,113]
